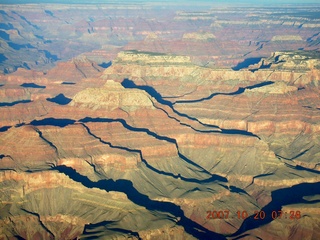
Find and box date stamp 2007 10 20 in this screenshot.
[206,210,301,220]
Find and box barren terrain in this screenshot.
[0,1,319,240]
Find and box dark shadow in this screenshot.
[13,236,26,240]
[0,53,7,64]
[79,120,227,183]
[174,81,274,104]
[41,50,59,61]
[20,83,46,89]
[98,61,112,68]
[121,79,173,107]
[8,42,34,50]
[16,13,40,30]
[232,234,263,240]
[33,127,58,154]
[35,34,44,40]
[232,58,262,71]
[44,10,54,17]
[0,30,10,41]
[61,82,76,85]
[0,23,13,30]
[276,146,312,161]
[229,182,320,237]
[80,117,175,143]
[0,100,31,107]
[221,128,259,138]
[83,221,141,239]
[249,63,272,73]
[229,186,249,195]
[30,118,75,127]
[22,62,30,70]
[46,94,72,105]
[0,126,11,132]
[284,163,320,174]
[121,78,262,139]
[54,165,226,240]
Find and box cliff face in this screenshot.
[1,49,320,239]
[1,2,319,74]
[1,1,320,239]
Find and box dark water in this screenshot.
[46,94,72,105]
[54,165,226,240]
[20,83,46,88]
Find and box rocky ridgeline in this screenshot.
[271,35,303,41]
[107,50,320,165]
[247,50,320,72]
[70,80,154,111]
[116,50,192,64]
[0,6,320,238]
[212,19,320,28]
[182,32,216,41]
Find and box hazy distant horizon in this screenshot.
[1,0,320,4]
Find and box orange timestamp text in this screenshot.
[206,210,301,220]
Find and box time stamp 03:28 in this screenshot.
[206,210,301,220]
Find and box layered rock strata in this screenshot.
[0,46,319,239]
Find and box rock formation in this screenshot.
[0,1,320,240]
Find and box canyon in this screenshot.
[0,1,320,240]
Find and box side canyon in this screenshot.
[0,1,319,239]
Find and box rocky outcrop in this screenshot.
[1,49,320,239]
[1,2,318,74]
[182,32,216,41]
[70,80,154,111]
[116,50,192,64]
[1,2,320,239]
[257,51,320,70]
[0,87,31,104]
[271,35,303,41]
